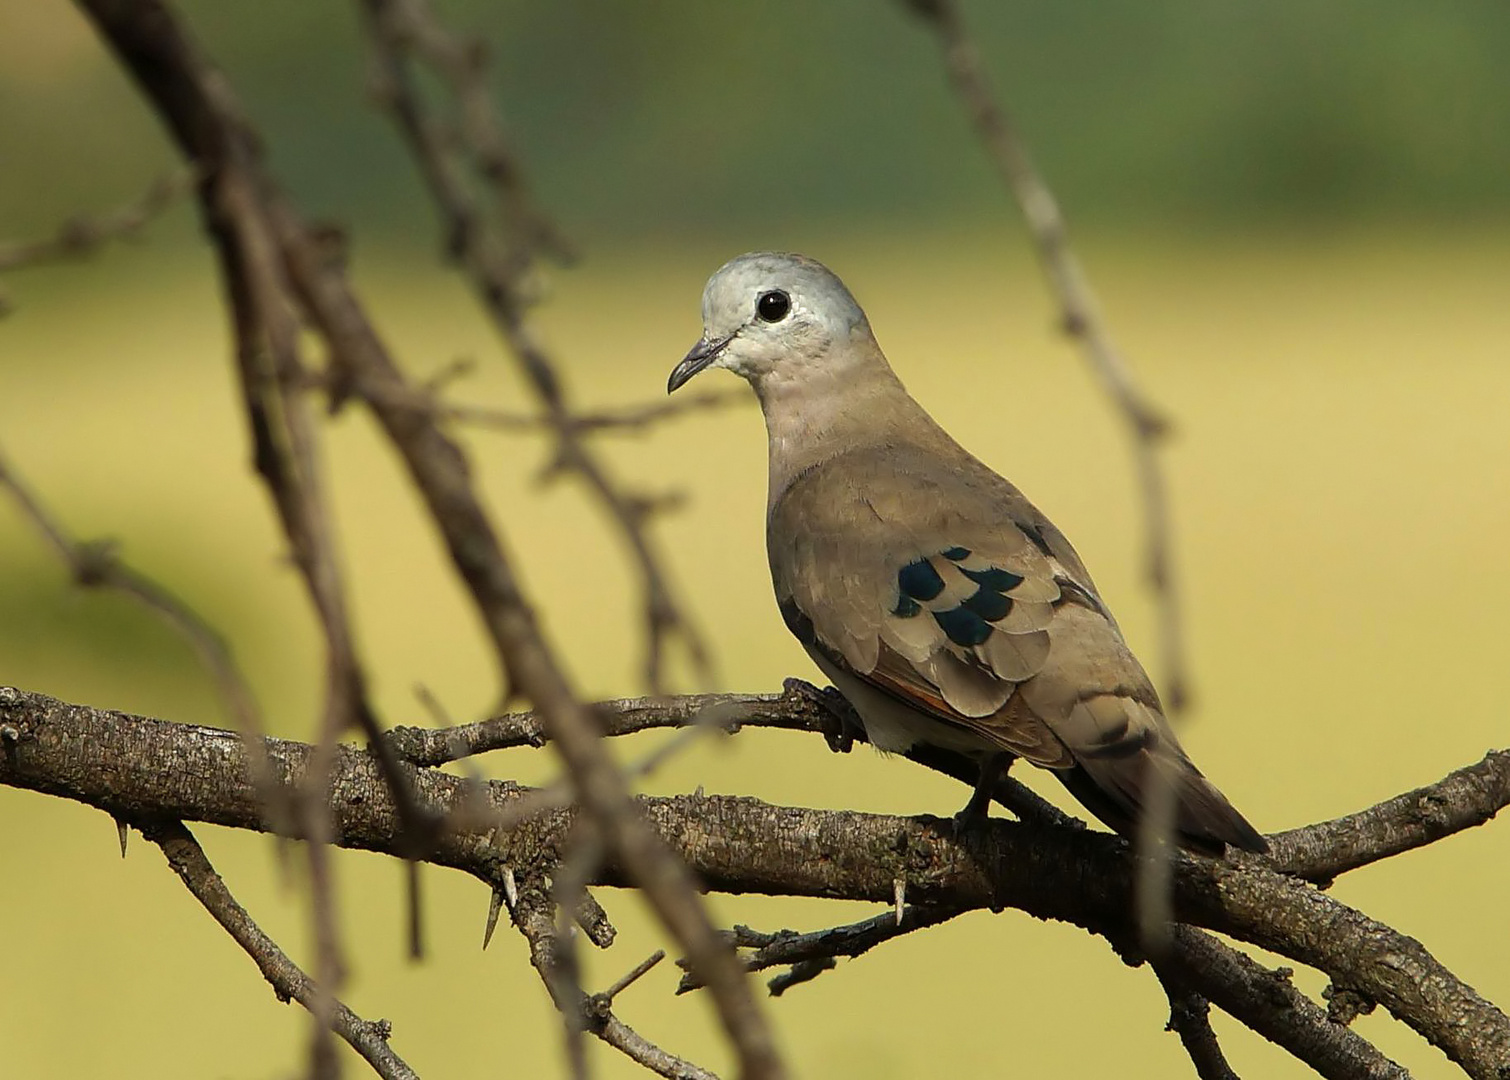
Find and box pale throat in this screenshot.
[753,351,929,507]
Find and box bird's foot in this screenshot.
[783,677,860,754]
[950,796,991,838]
[951,753,1012,837]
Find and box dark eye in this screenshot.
[756,290,791,322]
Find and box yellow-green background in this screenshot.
[3,3,1508,1078]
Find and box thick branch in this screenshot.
[392,683,1510,884]
[5,687,1505,1078]
[1159,927,1406,1080]
[1265,749,1510,883]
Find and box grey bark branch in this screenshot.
[1158,927,1408,1080]
[902,0,1185,710]
[511,879,721,1080]
[4,686,1504,1078]
[1263,749,1510,884]
[358,0,710,693]
[73,3,783,1075]
[1152,966,1241,1080]
[142,818,420,1080]
[389,682,1510,885]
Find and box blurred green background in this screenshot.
[3,2,1509,1078]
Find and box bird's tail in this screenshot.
[1058,750,1268,855]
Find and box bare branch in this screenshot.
[1153,965,1241,1080]
[0,169,192,276]
[386,680,1087,835]
[1266,748,1510,883]
[142,818,419,1080]
[0,441,284,823]
[73,4,783,1073]
[300,364,746,441]
[443,389,748,437]
[7,687,1504,1078]
[904,0,1186,711]
[1157,927,1407,1080]
[677,905,969,995]
[358,0,711,693]
[512,881,721,1080]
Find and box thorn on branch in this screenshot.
[483,881,506,950]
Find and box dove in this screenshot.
[668,252,1266,853]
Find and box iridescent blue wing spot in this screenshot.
[961,587,1012,622]
[932,606,994,647]
[892,595,922,618]
[961,566,1024,592]
[897,559,945,602]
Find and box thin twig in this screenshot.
[444,389,748,437]
[0,441,285,827]
[141,818,419,1080]
[0,170,193,273]
[594,951,666,1009]
[301,365,746,439]
[903,0,1184,700]
[359,0,712,693]
[677,905,969,995]
[75,3,781,1071]
[193,81,367,1080]
[512,882,721,1080]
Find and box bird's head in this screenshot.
[667,252,875,395]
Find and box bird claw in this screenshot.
[784,677,859,753]
[950,797,991,838]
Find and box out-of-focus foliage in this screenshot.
[3,1,1509,246]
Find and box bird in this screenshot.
[667,251,1267,855]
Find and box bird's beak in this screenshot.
[667,334,732,394]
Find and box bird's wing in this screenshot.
[769,442,1266,852]
[768,442,1102,767]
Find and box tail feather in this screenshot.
[1059,752,1268,855]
